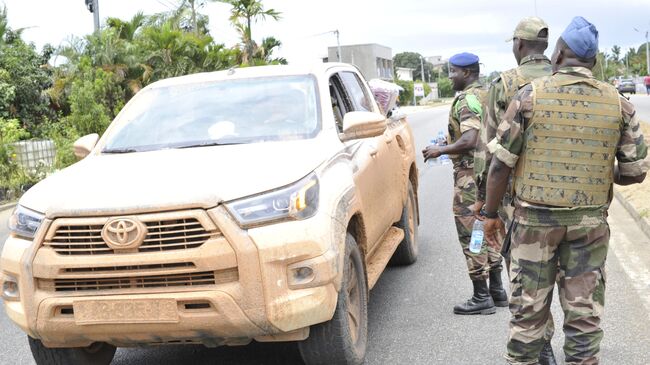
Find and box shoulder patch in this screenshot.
[465,94,483,115]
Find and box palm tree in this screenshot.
[611,45,621,63]
[216,0,281,64]
[253,36,286,65]
[0,6,8,43]
[106,12,146,42]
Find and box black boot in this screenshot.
[453,279,496,315]
[538,340,557,365]
[489,268,508,307]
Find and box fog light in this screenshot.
[290,266,315,285]
[2,275,19,301]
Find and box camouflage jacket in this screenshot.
[448,80,486,169]
[493,66,650,226]
[474,54,552,201]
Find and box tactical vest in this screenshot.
[448,85,487,167]
[501,68,528,101]
[500,56,552,101]
[514,76,622,207]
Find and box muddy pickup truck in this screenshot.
[1,63,419,365]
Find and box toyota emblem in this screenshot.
[101,217,147,251]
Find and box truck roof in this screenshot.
[147,63,357,89]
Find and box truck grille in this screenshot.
[47,271,219,292]
[45,218,218,255]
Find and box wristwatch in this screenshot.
[480,207,499,219]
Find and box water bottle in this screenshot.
[426,139,441,166]
[469,219,484,254]
[436,130,446,145]
[436,131,451,165]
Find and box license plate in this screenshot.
[73,299,179,325]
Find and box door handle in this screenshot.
[369,144,378,157]
[384,131,393,144]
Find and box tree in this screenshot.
[0,7,53,132]
[611,45,621,62]
[217,0,281,64]
[106,12,146,41]
[393,52,435,82]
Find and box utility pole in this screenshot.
[634,27,650,75]
[190,0,198,35]
[92,0,99,33]
[646,31,650,75]
[84,0,99,33]
[335,30,342,62]
[420,56,425,82]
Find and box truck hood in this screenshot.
[20,139,332,218]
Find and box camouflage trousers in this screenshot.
[453,167,502,281]
[502,209,555,344]
[505,222,609,365]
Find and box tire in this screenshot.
[28,337,116,365]
[298,233,368,365]
[389,180,418,266]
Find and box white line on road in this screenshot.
[608,199,650,319]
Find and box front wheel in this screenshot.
[298,233,368,365]
[389,180,419,266]
[28,337,116,365]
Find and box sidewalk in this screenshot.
[614,121,650,239]
[0,202,16,213]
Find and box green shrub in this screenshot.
[37,119,80,170]
[0,118,32,200]
[395,80,432,106]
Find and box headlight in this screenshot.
[8,205,44,239]
[226,173,319,228]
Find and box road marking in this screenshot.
[608,199,650,319]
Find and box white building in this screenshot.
[325,44,394,81]
[395,67,415,81]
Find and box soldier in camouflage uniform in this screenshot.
[483,17,650,365]
[423,52,503,315]
[473,17,557,364]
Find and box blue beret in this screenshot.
[561,16,599,59]
[449,52,479,67]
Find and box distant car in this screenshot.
[617,78,636,94]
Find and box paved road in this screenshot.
[1,105,650,364]
[629,94,650,124]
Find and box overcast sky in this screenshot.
[3,0,650,74]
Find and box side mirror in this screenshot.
[339,111,387,142]
[73,133,99,159]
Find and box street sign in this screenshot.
[414,83,425,97]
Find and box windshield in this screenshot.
[102,75,320,153]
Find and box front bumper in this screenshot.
[0,205,342,348]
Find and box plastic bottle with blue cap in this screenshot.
[426,131,451,166]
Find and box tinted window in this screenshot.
[339,72,372,112]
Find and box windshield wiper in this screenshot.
[102,148,140,154]
[176,141,243,149]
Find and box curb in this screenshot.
[0,202,17,213]
[614,190,650,239]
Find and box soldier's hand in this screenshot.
[471,200,484,220]
[484,217,505,250]
[422,145,442,161]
